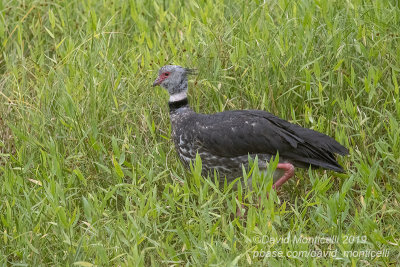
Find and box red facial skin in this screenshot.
[153,72,171,86]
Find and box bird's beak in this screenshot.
[153,77,161,87]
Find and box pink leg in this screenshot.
[236,199,246,218]
[272,163,295,189]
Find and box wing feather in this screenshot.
[192,110,348,172]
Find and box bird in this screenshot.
[153,65,349,190]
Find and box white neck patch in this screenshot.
[169,91,187,102]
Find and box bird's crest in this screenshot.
[184,68,198,75]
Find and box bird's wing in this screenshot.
[194,110,348,172]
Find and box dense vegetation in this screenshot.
[1,0,399,265]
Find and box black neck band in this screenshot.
[169,98,189,111]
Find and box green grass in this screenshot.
[1,0,399,265]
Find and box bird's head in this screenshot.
[153,65,196,96]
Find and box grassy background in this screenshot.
[1,0,399,265]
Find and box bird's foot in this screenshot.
[236,202,247,218]
[272,163,295,189]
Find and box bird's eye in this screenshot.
[164,72,170,76]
